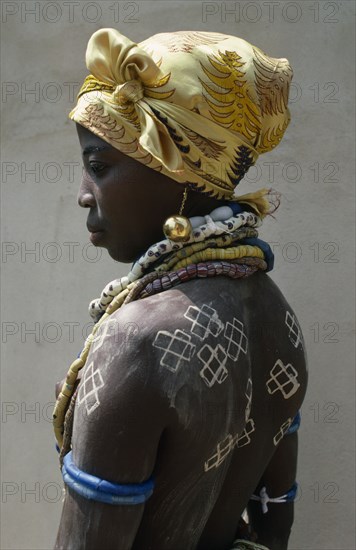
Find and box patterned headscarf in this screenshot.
[69,29,293,213]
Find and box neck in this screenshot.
[184,189,224,217]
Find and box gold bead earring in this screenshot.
[163,187,192,243]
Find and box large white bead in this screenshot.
[210,206,234,222]
[189,216,206,229]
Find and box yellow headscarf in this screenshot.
[69,29,293,215]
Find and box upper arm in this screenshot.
[56,310,169,550]
[258,430,298,493]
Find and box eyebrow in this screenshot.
[82,145,112,156]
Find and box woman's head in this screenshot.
[72,29,293,261]
[77,123,222,262]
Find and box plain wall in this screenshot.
[1,1,355,548]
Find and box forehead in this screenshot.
[76,123,126,160]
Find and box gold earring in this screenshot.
[163,187,192,243]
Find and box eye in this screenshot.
[89,162,106,175]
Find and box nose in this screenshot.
[77,170,96,208]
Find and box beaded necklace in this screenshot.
[53,205,272,456]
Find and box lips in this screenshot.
[87,223,104,233]
[89,230,105,246]
[87,223,106,245]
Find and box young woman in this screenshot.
[53,29,307,550]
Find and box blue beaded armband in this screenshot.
[62,451,154,506]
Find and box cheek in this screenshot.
[102,188,136,235]
[96,177,123,213]
[106,180,141,217]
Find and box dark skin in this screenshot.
[54,125,308,550]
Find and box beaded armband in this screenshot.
[250,482,298,514]
[62,451,154,505]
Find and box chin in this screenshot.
[107,246,136,264]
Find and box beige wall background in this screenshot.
[1,1,355,549]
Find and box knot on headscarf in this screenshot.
[113,79,144,104]
[70,29,293,209]
[85,28,164,89]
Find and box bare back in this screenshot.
[55,272,307,550]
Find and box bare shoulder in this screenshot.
[71,292,180,479]
[80,272,304,400]
[100,271,304,378]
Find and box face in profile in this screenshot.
[76,123,185,263]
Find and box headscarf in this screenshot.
[69,29,293,215]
